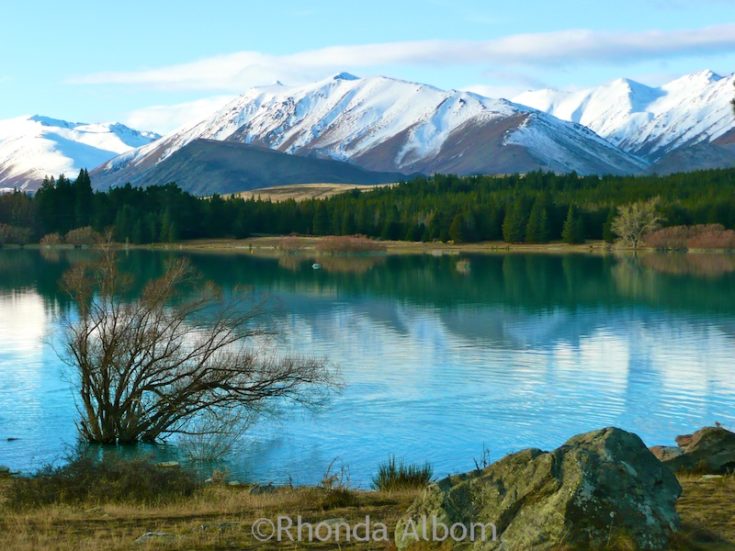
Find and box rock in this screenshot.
[134,531,174,544]
[6,437,19,442]
[155,461,179,468]
[396,427,681,551]
[227,481,242,487]
[649,445,684,462]
[663,426,735,474]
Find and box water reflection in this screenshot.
[0,250,734,485]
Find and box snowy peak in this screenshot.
[93,73,644,191]
[514,69,735,160]
[0,115,160,191]
[332,72,359,81]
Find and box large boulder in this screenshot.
[652,426,735,474]
[396,428,681,550]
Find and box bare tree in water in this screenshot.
[61,249,333,444]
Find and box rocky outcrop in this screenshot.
[651,426,735,474]
[396,427,681,550]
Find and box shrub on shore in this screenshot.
[7,456,199,509]
[316,235,386,253]
[371,456,433,492]
[40,232,63,247]
[645,224,735,250]
[64,226,103,247]
[0,224,32,246]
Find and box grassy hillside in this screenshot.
[232,183,393,202]
[137,139,403,195]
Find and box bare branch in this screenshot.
[60,249,336,445]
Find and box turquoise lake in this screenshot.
[1,249,734,486]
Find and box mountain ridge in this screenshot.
[91,73,646,191]
[514,69,735,167]
[0,115,160,191]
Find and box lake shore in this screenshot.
[142,236,621,257]
[0,470,732,550]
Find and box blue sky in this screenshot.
[3,0,734,132]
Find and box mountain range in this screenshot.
[0,116,160,191]
[90,73,646,191]
[514,69,735,173]
[1,70,733,194]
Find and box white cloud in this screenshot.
[69,24,735,92]
[124,95,234,134]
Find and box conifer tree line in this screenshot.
[1,168,735,245]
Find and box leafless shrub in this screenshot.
[60,248,335,444]
[40,233,64,247]
[64,226,103,247]
[0,224,32,246]
[687,228,735,250]
[645,224,735,250]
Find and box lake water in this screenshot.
[1,249,734,486]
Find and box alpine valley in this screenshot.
[1,70,734,194]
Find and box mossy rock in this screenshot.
[396,428,681,550]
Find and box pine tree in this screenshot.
[449,214,466,243]
[525,196,549,243]
[114,204,133,242]
[562,205,585,244]
[312,203,329,235]
[502,199,527,243]
[405,224,422,242]
[602,208,616,243]
[340,210,356,235]
[73,169,93,229]
[160,209,178,242]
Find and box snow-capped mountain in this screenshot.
[93,73,645,190]
[514,70,735,166]
[0,115,160,191]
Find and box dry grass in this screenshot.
[0,475,416,550]
[231,183,386,203]
[1,473,734,550]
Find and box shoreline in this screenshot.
[127,236,733,257]
[6,236,735,257]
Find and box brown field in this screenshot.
[0,473,733,550]
[231,183,391,202]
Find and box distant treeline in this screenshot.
[1,169,735,244]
